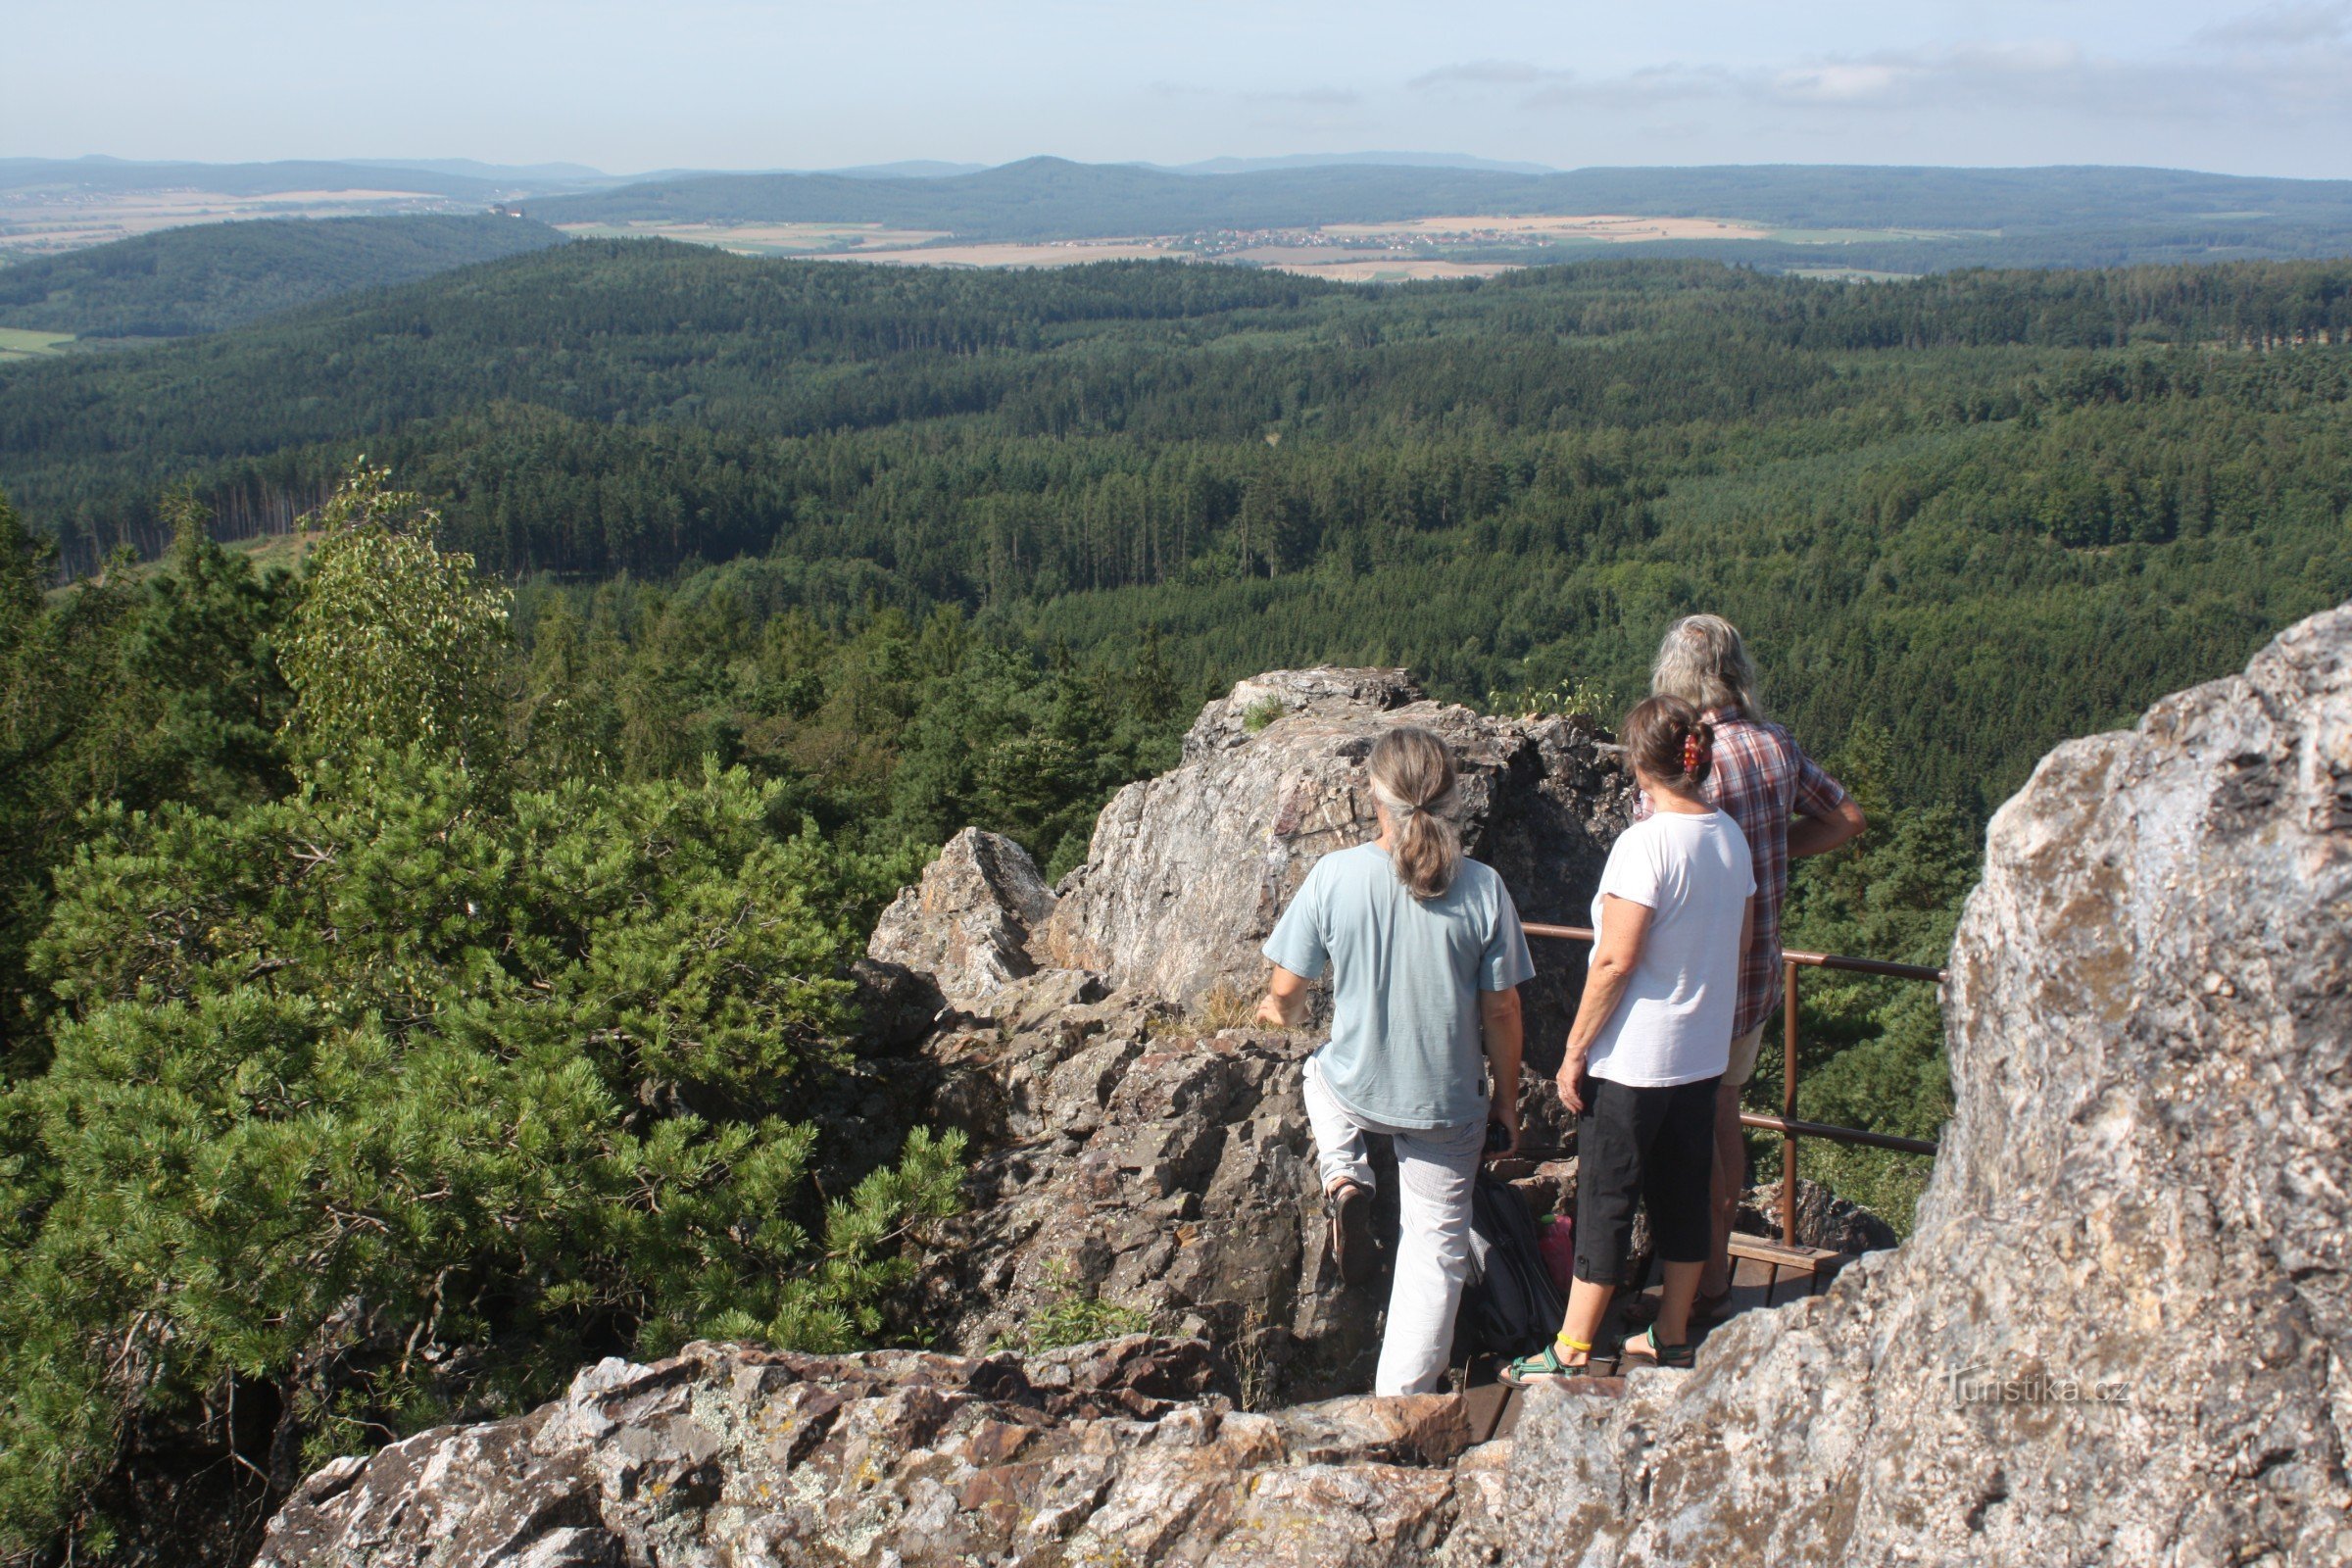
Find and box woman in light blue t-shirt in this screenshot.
[1505,696,1754,1387]
[1255,725,1535,1396]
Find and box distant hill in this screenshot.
[823,161,991,179]
[0,157,512,201]
[522,158,2352,270]
[339,157,617,185]
[0,215,568,338]
[1160,152,1558,175]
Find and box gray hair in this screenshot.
[1651,613,1764,721]
[1368,726,1462,900]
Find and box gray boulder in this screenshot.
[1494,602,2352,1566]
[866,827,1057,1012]
[253,1337,1487,1568]
[1033,666,1631,1067]
[906,973,1379,1405]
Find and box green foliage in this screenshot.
[1485,674,1623,722]
[1242,697,1285,733]
[4,247,2351,1551]
[0,751,965,1558]
[7,249,2343,822]
[991,1268,1154,1354]
[282,465,511,774]
[0,487,293,1077]
[1759,725,1985,1232]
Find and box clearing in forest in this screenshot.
[0,327,75,360]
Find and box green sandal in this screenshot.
[1617,1324,1694,1370]
[1500,1336,1594,1386]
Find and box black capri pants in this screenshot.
[1573,1074,1721,1287]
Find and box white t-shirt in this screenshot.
[1585,809,1756,1087]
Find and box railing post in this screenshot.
[1780,957,1800,1249]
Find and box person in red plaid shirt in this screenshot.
[1642,614,1868,1318]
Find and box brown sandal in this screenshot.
[1328,1180,1376,1286]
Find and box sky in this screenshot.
[8,0,2351,179]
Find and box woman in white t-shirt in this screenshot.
[1504,695,1754,1384]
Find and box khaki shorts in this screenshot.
[1724,1022,1768,1088]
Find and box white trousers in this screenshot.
[1301,1056,1485,1396]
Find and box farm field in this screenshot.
[0,327,75,361]
[550,209,1973,281]
[1318,212,1773,242]
[552,220,953,255]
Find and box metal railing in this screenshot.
[1523,922,1945,1249]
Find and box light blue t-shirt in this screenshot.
[1262,844,1537,1129]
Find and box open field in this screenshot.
[0,187,475,259]
[42,528,318,604]
[830,239,1193,268]
[1320,212,1773,243]
[553,220,953,256]
[1784,266,1922,282]
[1261,257,1518,281]
[556,208,1993,283]
[0,327,75,360]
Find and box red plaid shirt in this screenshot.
[1633,709,1848,1040]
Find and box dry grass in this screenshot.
[1270,259,1517,283]
[828,240,1193,269]
[1319,213,1772,243]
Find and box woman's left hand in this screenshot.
[1555,1054,1589,1115]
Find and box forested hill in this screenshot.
[2,241,2349,817]
[521,158,2352,269]
[0,215,568,338]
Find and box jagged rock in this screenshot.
[906,978,1895,1410]
[866,828,1056,1012]
[906,973,1386,1405]
[846,957,944,1054]
[1495,602,2352,1566]
[1032,667,1632,1072]
[254,1338,1483,1568]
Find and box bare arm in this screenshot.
[1557,895,1652,1114]
[1254,964,1312,1029]
[1788,796,1867,859]
[1480,987,1524,1158]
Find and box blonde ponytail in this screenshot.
[1368,726,1462,900]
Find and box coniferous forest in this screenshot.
[2,246,2350,1564]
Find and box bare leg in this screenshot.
[1556,1278,1615,1362]
[1652,1259,1704,1347]
[1701,1076,1744,1298]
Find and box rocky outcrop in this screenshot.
[906,973,1376,1405]
[904,971,1892,1408]
[1497,602,2352,1565]
[867,828,1057,1011]
[1034,667,1631,1064]
[253,1337,1494,1568]
[261,606,2352,1566]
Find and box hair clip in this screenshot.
[1682,733,1702,773]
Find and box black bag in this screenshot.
[1459,1171,1567,1360]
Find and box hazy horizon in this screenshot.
[6,1,2350,182]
